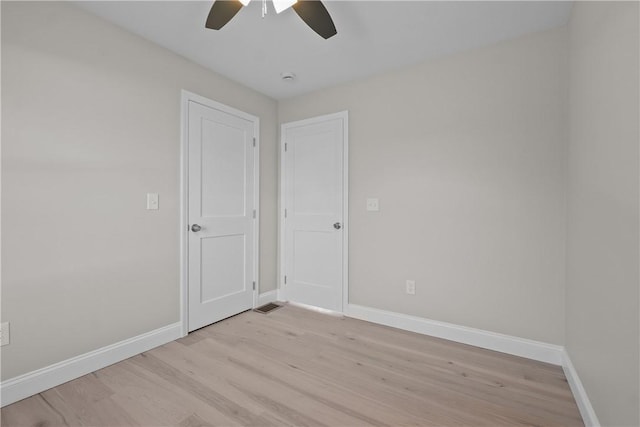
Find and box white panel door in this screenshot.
[188,100,257,332]
[281,112,347,312]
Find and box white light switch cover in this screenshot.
[366,198,379,211]
[146,193,159,210]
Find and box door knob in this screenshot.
[191,224,202,232]
[333,222,341,230]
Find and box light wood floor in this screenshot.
[2,304,583,426]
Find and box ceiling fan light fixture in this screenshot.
[273,0,297,14]
[206,0,336,39]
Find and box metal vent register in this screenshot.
[254,302,283,314]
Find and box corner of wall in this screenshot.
[562,350,601,427]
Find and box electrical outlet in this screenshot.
[406,280,416,295]
[0,322,10,346]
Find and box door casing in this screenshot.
[180,90,260,336]
[279,111,349,313]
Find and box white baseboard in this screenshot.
[0,322,182,407]
[257,290,278,307]
[286,300,344,317]
[562,350,600,426]
[345,304,564,365]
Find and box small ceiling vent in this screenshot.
[281,72,296,82]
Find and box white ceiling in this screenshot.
[75,1,573,100]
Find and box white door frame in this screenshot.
[278,111,349,313]
[179,90,260,337]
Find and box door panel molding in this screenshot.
[279,111,349,313]
[180,90,260,336]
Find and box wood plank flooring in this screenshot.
[1,304,583,426]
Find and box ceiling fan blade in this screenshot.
[205,0,243,30]
[292,0,337,39]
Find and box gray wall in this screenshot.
[1,1,278,380]
[279,28,568,345]
[566,2,639,425]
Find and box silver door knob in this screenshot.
[191,224,202,232]
[333,222,341,230]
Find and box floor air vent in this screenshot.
[254,302,283,314]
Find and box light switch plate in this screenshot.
[146,193,159,210]
[366,198,379,211]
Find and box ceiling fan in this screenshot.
[205,0,337,39]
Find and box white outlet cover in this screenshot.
[0,322,10,346]
[366,198,380,211]
[406,280,416,295]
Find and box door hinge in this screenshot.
[284,275,287,285]
[284,142,288,152]
[253,137,256,147]
[253,209,256,219]
[284,208,287,218]
[253,281,256,290]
